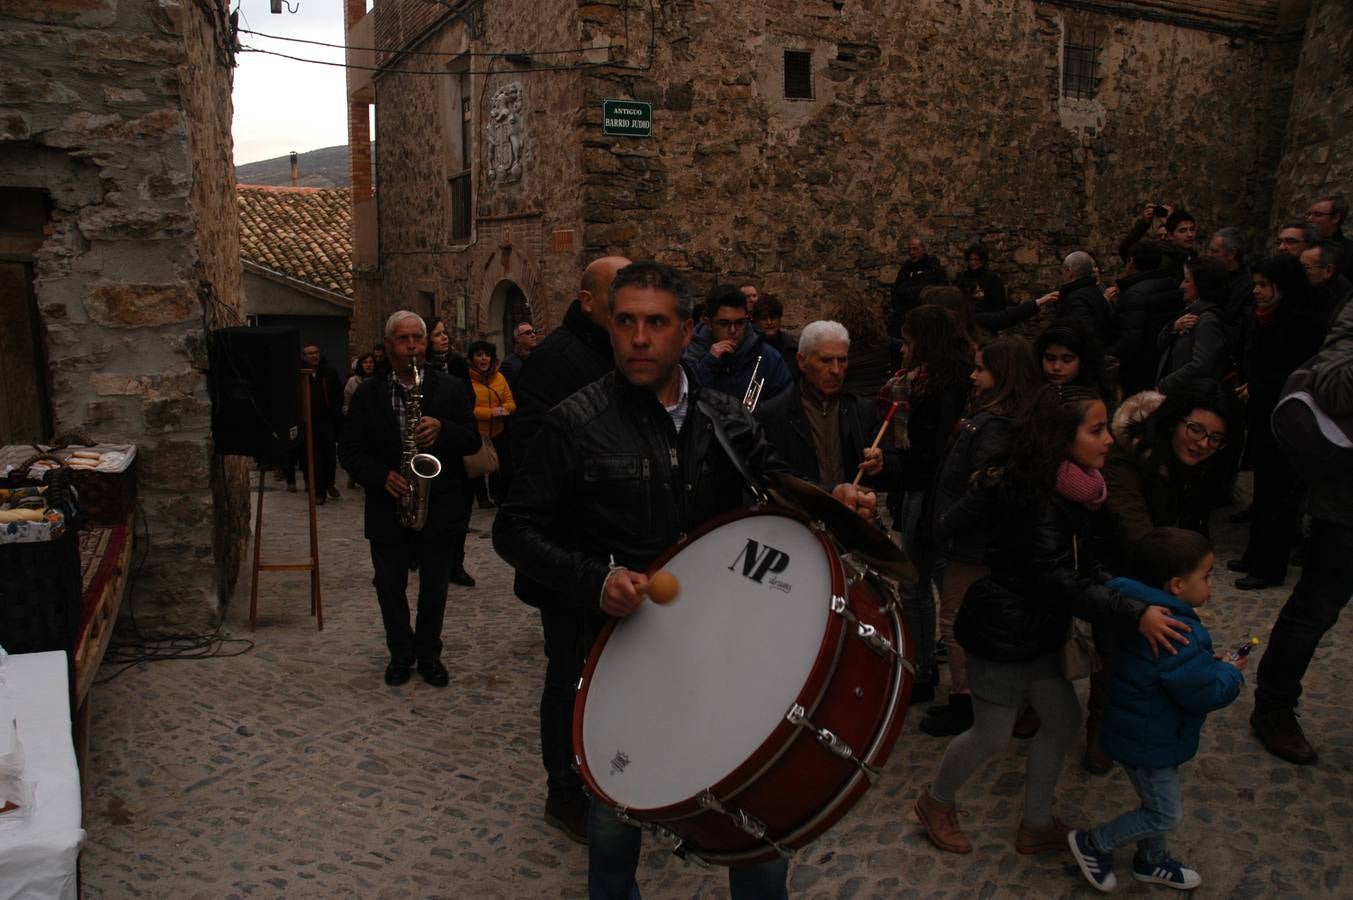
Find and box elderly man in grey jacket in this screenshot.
[1250,297,1353,766]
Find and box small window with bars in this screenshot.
[783,50,813,100]
[1062,28,1102,99]
[450,172,471,242]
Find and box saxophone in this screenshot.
[398,360,442,530]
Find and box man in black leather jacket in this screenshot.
[505,254,629,844]
[494,261,874,898]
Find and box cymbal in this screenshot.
[765,472,917,583]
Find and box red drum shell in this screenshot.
[573,506,911,865]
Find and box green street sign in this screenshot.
[602,99,652,137]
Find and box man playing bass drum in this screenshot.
[494,262,875,898]
[340,311,481,687]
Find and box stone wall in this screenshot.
[362,0,590,350]
[361,0,1308,337]
[577,0,1301,322]
[0,0,247,628]
[1270,0,1352,227]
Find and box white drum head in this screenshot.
[581,512,833,811]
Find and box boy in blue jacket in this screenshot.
[1069,527,1245,892]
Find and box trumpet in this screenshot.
[742,355,765,411]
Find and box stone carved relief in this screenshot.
[487,82,525,185]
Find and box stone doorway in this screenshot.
[0,187,54,443]
[486,279,531,358]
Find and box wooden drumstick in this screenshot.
[852,401,900,488]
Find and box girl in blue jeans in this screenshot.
[1069,527,1245,892]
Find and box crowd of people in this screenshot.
[290,193,1350,898]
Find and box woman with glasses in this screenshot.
[1106,382,1244,552]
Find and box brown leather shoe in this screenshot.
[544,795,590,845]
[914,789,972,854]
[1252,708,1318,765]
[1016,817,1070,855]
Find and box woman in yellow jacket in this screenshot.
[467,340,516,507]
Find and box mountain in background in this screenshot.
[235,143,372,188]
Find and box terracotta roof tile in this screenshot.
[236,185,353,299]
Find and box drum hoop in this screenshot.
[573,503,850,819]
[672,593,913,865]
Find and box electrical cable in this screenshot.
[237,25,609,58]
[96,502,256,684]
[239,44,646,75]
[236,0,655,75]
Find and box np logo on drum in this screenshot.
[728,539,793,593]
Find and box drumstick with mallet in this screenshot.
[852,401,900,488]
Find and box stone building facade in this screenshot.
[0,0,249,627]
[1270,0,1353,228]
[349,0,1345,347]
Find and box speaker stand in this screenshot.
[249,371,323,631]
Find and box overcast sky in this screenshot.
[231,1,354,166]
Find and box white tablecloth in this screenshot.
[0,651,82,900]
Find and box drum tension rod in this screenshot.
[698,792,795,859]
[830,595,917,675]
[844,560,902,614]
[785,704,882,784]
[616,808,714,868]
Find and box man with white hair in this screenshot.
[755,320,894,489]
[1054,250,1115,346]
[339,310,481,687]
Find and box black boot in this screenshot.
[920,694,973,737]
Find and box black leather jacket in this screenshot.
[955,486,1148,662]
[493,368,783,613]
[507,299,615,608]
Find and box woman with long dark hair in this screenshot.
[427,316,470,379]
[880,304,973,702]
[914,385,1188,856]
[1156,258,1232,394]
[1107,382,1245,550]
[923,337,1041,736]
[1231,255,1324,589]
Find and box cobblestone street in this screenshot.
[81,475,1352,898]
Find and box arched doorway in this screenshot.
[486,278,531,358]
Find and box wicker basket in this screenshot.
[47,441,138,526]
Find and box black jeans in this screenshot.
[539,605,587,802]
[1242,450,1303,583]
[369,536,453,664]
[1255,518,1353,712]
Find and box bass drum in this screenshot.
[573,507,911,865]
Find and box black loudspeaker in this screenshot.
[207,325,302,458]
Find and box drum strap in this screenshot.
[695,398,768,504]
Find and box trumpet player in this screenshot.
[339,310,481,687]
[682,284,793,406]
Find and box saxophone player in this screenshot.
[339,310,481,687]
